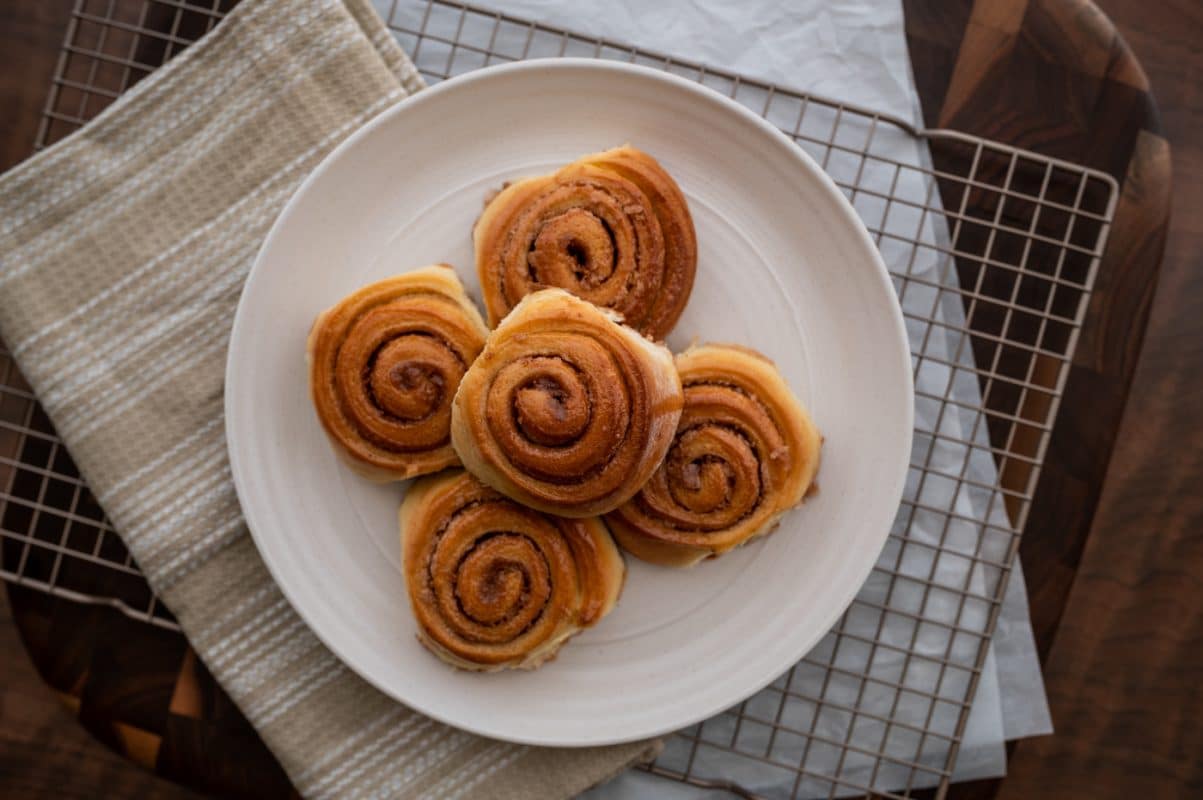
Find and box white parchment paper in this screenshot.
[374,0,1054,795]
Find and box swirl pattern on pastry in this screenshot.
[451,288,683,517]
[474,145,696,340]
[307,265,489,481]
[605,344,821,566]
[400,470,625,670]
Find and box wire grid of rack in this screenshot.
[0,0,1117,797]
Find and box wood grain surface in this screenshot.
[0,0,1200,798]
[0,0,70,171]
[995,0,1203,796]
[0,590,200,800]
[0,4,190,796]
[901,0,1201,797]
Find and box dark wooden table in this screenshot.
[2,0,1201,798]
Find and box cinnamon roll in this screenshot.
[451,288,683,517]
[400,470,625,670]
[474,145,696,340]
[605,344,821,566]
[307,265,488,481]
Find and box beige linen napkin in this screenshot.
[0,0,656,796]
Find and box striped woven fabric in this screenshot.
[0,0,656,796]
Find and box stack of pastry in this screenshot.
[307,146,821,672]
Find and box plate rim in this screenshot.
[225,57,915,747]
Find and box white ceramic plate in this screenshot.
[226,59,912,747]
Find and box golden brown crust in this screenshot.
[474,145,696,340]
[399,470,625,671]
[307,266,489,481]
[451,289,684,517]
[604,343,821,566]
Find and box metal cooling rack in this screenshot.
[1,1,1117,797]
